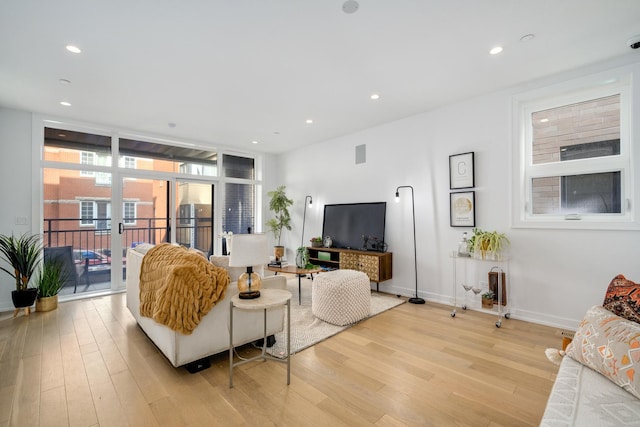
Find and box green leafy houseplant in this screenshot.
[0,233,42,313]
[36,258,68,298]
[481,290,495,309]
[0,233,42,292]
[266,186,294,259]
[468,228,509,259]
[35,258,68,312]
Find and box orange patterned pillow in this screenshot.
[566,305,640,399]
[603,274,640,324]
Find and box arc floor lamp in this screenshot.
[395,186,425,304]
[300,195,313,247]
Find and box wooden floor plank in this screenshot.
[0,282,561,426]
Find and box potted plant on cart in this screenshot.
[266,185,294,262]
[469,228,510,260]
[481,290,495,309]
[35,258,68,312]
[0,233,42,316]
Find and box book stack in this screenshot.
[268,260,288,268]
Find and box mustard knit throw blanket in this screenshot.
[139,243,230,334]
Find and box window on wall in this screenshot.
[513,73,636,229]
[80,201,94,225]
[123,202,136,225]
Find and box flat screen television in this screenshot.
[321,202,387,251]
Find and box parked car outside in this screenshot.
[73,249,112,274]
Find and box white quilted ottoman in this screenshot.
[312,270,371,326]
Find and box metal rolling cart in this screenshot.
[451,252,510,328]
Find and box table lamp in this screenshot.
[228,233,270,299]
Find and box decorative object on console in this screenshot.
[300,195,313,248]
[323,236,332,248]
[229,233,270,299]
[395,185,425,304]
[450,191,475,227]
[295,246,309,268]
[310,237,323,247]
[449,151,475,189]
[266,185,293,261]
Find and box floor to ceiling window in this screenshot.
[41,124,260,298]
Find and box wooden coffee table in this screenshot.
[266,265,323,304]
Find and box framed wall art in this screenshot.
[449,152,475,189]
[450,191,475,227]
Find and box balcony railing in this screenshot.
[43,217,213,295]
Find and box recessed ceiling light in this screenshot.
[60,101,71,107]
[58,133,66,138]
[65,45,81,54]
[520,34,535,43]
[59,78,71,84]
[540,118,549,123]
[251,140,259,144]
[342,0,359,14]
[370,93,380,100]
[489,46,503,55]
[306,119,313,124]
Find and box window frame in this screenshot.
[512,71,637,230]
[123,201,136,225]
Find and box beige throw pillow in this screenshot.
[565,305,640,399]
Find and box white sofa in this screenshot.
[126,246,286,368]
[541,305,640,425]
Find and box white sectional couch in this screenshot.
[541,305,640,425]
[126,245,286,368]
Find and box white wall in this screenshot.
[0,108,34,311]
[278,56,640,330]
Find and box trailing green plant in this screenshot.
[0,233,42,291]
[266,185,294,246]
[36,258,68,297]
[468,228,509,255]
[482,290,495,300]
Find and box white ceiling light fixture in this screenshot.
[306,119,313,124]
[370,93,380,100]
[489,46,503,55]
[540,118,549,123]
[251,140,259,144]
[65,45,81,54]
[342,0,359,14]
[60,101,71,107]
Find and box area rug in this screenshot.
[265,276,405,358]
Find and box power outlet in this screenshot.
[15,216,28,225]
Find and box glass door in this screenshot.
[176,181,215,256]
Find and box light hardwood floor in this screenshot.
[0,282,560,426]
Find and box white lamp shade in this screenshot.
[228,233,270,267]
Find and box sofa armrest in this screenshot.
[261,274,286,290]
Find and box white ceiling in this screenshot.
[1,1,639,154]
